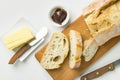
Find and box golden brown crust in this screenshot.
[84,0,120,46]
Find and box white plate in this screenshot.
[0,18,37,54]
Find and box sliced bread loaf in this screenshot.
[83,0,120,46]
[40,32,69,69]
[69,30,82,69]
[83,38,99,62]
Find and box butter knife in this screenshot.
[80,59,120,80]
[18,38,44,61]
[8,27,48,64]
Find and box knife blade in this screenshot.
[8,27,48,64]
[81,59,120,80]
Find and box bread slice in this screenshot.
[69,30,82,69]
[83,0,120,46]
[40,32,69,69]
[83,38,99,62]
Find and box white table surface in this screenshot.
[0,0,120,80]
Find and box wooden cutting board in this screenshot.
[35,16,120,80]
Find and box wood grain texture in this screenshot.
[35,16,120,80]
[81,63,114,80]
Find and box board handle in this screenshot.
[8,44,31,64]
[80,63,115,80]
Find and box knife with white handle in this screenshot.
[8,27,48,64]
[80,59,120,80]
[19,38,44,61]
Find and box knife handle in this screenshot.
[8,44,31,64]
[81,63,115,80]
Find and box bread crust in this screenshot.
[69,30,82,69]
[83,0,120,46]
[83,38,99,62]
[82,0,118,17]
[93,25,120,45]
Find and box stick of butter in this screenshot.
[3,27,34,50]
